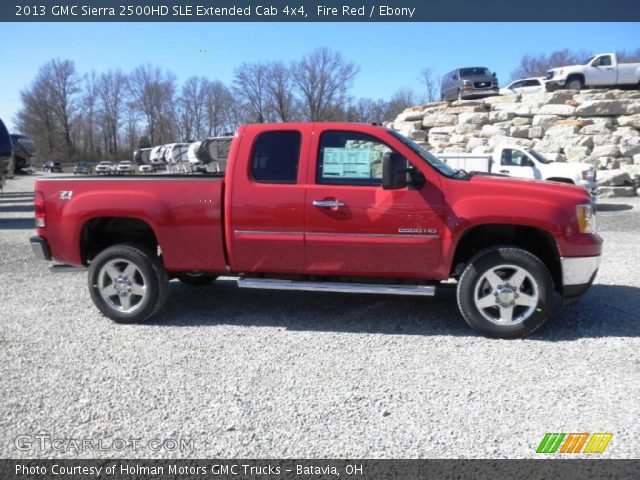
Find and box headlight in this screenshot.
[576,204,596,234]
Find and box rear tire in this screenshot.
[456,247,554,338]
[88,243,169,323]
[176,272,217,286]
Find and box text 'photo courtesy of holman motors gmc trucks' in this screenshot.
[30,123,602,338]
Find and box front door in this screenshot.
[588,55,617,86]
[498,148,540,180]
[304,129,443,278]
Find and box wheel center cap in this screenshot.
[114,276,131,294]
[497,287,515,304]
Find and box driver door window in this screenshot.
[501,149,529,167]
[317,131,393,186]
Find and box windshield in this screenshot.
[526,149,553,164]
[388,130,457,177]
[459,67,491,77]
[583,56,595,65]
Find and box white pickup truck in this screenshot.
[438,146,597,193]
[545,53,640,91]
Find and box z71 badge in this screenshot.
[58,190,73,200]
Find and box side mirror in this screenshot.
[493,72,497,78]
[382,153,408,190]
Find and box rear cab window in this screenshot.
[251,130,301,183]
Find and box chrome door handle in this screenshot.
[499,170,510,174]
[313,200,345,208]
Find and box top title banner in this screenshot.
[5,0,640,21]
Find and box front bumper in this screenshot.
[30,236,51,261]
[460,88,499,99]
[561,255,600,305]
[545,80,565,91]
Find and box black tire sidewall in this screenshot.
[176,272,217,286]
[457,248,554,338]
[88,243,168,323]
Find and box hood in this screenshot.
[541,161,593,175]
[464,173,589,202]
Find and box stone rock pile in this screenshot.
[391,89,640,197]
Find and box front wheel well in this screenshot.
[450,224,562,292]
[81,217,159,265]
[545,177,575,184]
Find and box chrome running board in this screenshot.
[237,278,435,296]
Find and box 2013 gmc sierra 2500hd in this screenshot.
[30,123,602,338]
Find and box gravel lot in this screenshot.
[1,173,639,459]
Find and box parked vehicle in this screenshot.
[437,146,596,193]
[116,160,134,175]
[500,77,546,95]
[149,145,168,171]
[441,67,499,101]
[43,161,63,173]
[133,148,152,166]
[10,134,36,173]
[30,123,602,338]
[95,161,114,175]
[0,119,12,186]
[138,164,153,174]
[73,162,92,175]
[546,53,640,91]
[196,136,232,173]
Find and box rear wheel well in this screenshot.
[81,217,159,265]
[451,224,562,292]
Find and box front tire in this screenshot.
[457,247,554,338]
[88,243,169,323]
[566,77,584,91]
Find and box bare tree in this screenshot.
[419,68,441,102]
[233,63,271,123]
[15,59,80,160]
[386,88,416,120]
[127,64,177,145]
[292,47,359,122]
[98,70,125,154]
[511,49,592,80]
[616,48,640,63]
[80,71,100,158]
[204,80,238,136]
[265,62,296,122]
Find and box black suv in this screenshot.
[43,161,63,173]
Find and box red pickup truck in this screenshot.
[30,123,602,338]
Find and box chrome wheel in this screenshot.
[474,264,539,326]
[97,259,148,314]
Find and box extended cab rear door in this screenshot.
[304,125,444,278]
[226,125,310,273]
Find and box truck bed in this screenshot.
[34,175,227,272]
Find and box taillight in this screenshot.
[34,190,45,228]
